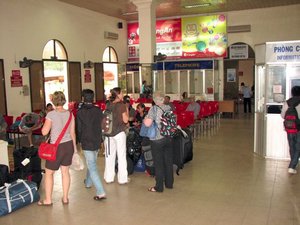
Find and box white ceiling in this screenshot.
[58,0,300,21]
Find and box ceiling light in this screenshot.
[122,11,138,16]
[183,3,211,9]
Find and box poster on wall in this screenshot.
[84,70,91,83]
[181,14,227,58]
[227,68,236,82]
[10,70,23,87]
[127,14,227,61]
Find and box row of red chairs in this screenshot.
[68,99,219,133]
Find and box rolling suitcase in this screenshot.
[13,147,43,188]
[173,128,193,175]
[0,179,40,216]
[0,165,10,187]
[141,138,155,176]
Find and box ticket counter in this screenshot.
[254,40,300,159]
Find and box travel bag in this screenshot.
[13,147,43,188]
[0,179,40,216]
[172,128,193,175]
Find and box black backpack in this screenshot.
[101,109,113,136]
[283,100,300,134]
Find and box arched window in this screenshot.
[43,39,68,60]
[102,46,118,62]
[42,39,69,107]
[102,46,119,95]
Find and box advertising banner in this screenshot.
[181,14,227,58]
[128,14,227,61]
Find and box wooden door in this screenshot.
[94,63,104,101]
[29,61,45,112]
[0,59,7,115]
[68,62,82,102]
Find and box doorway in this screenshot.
[0,59,7,115]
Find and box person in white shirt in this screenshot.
[240,82,252,113]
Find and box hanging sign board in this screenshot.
[229,44,248,59]
[127,14,227,61]
[10,70,23,87]
[266,41,300,63]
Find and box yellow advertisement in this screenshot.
[182,14,227,58]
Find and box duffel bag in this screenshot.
[0,179,40,216]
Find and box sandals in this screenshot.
[37,200,53,206]
[148,187,157,192]
[93,195,107,201]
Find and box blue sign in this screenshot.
[153,60,213,70]
[126,63,140,72]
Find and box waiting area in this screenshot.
[1,112,298,225]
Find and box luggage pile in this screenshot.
[0,146,43,217]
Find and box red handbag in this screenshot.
[38,113,72,161]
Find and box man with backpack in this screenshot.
[281,86,300,174]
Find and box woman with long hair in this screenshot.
[104,87,129,184]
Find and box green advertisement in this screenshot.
[182,14,227,58]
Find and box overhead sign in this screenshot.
[153,60,213,71]
[229,44,248,59]
[266,41,300,63]
[127,14,227,61]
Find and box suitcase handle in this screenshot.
[4,179,34,213]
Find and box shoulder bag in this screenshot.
[38,112,72,161]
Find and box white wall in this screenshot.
[1,1,300,116]
[0,0,127,116]
[227,5,300,48]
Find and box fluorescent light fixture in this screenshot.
[183,3,211,8]
[122,11,138,16]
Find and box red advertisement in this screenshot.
[127,19,182,45]
[156,19,181,43]
[128,22,139,45]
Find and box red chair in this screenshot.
[136,98,153,104]
[3,115,13,129]
[94,101,107,111]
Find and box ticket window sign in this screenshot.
[229,45,248,59]
[266,42,300,63]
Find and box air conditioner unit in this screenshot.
[227,25,251,33]
[104,31,119,40]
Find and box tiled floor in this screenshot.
[1,113,300,225]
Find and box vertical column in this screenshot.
[132,0,156,64]
[132,0,156,93]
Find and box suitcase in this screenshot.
[173,128,193,175]
[0,179,40,216]
[0,165,9,187]
[13,147,43,188]
[141,138,155,176]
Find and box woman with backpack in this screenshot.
[143,93,174,192]
[103,87,130,184]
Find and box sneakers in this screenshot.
[288,168,297,174]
